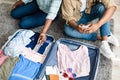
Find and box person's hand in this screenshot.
[37,33,46,45]
[83,23,101,34]
[77,24,84,33]
[12,0,24,9]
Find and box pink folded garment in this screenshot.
[0,49,8,66]
[57,44,90,78]
[18,46,46,63]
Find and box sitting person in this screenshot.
[11,0,62,44]
[61,0,119,59]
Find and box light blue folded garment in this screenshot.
[4,47,18,57]
[9,55,41,80]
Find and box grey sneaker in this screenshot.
[108,33,119,47]
[100,41,115,59]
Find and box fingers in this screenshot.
[85,30,92,34]
[11,1,23,10]
[11,1,18,10]
[12,5,16,10]
[86,23,92,27]
[37,33,46,45]
[79,24,83,27]
[40,38,46,45]
[83,23,94,33]
[37,37,44,45]
[78,24,84,33]
[74,23,95,34]
[84,27,94,34]
[78,24,89,33]
[37,37,41,44]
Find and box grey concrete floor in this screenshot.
[0,0,120,80]
[111,0,120,80]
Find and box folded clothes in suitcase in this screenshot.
[36,38,100,80]
[2,29,54,55]
[0,29,100,80]
[0,29,54,80]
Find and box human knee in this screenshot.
[96,3,106,15]
[19,19,31,29]
[64,25,73,36]
[11,9,21,19]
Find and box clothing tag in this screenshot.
[33,43,42,52]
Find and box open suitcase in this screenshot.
[0,29,100,80]
[0,29,54,80]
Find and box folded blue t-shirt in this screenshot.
[9,55,41,80]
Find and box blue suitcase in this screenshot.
[36,38,100,80]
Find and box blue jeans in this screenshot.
[11,0,47,29]
[64,3,110,41]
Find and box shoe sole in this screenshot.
[108,41,119,47]
[100,48,111,59]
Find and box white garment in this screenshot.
[5,30,35,57]
[46,66,59,75]
[80,0,87,12]
[7,30,34,48]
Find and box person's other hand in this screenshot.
[37,33,46,45]
[12,0,24,9]
[77,24,84,33]
[84,23,101,34]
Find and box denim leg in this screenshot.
[88,3,111,36]
[19,11,47,29]
[64,12,97,41]
[100,22,110,36]
[11,0,39,19]
[64,24,97,41]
